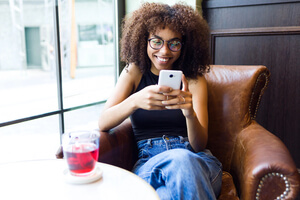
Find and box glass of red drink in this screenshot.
[63,130,100,177]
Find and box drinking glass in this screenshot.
[62,130,100,177]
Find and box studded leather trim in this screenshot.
[256,173,290,200]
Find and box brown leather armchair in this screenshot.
[57,65,300,199]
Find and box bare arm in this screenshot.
[185,76,208,152]
[98,64,173,131]
[98,64,140,131]
[161,75,208,152]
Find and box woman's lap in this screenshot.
[132,136,222,200]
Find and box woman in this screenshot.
[99,3,222,200]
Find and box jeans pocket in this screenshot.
[138,147,150,159]
[137,141,150,159]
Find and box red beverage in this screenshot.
[65,143,99,176]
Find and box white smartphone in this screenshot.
[158,70,182,90]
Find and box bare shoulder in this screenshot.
[117,63,143,93]
[104,63,142,109]
[187,75,207,93]
[121,63,142,76]
[188,76,208,114]
[120,63,142,81]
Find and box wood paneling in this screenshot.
[203,0,300,171]
[204,2,300,29]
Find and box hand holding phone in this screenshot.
[158,70,182,90]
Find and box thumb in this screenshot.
[181,74,189,91]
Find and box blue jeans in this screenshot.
[132,136,222,200]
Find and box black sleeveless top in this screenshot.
[130,70,187,142]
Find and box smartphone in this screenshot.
[158,70,182,90]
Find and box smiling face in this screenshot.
[147,27,182,75]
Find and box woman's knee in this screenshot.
[163,149,200,166]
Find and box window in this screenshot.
[0,0,116,164]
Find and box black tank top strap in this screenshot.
[135,70,158,92]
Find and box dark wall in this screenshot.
[202,0,300,169]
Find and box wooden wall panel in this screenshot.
[205,3,300,29]
[203,0,300,170]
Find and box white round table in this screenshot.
[0,159,160,200]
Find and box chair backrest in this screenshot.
[204,65,270,172]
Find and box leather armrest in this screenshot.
[231,121,300,200]
[98,119,137,171]
[55,119,137,171]
[55,145,64,159]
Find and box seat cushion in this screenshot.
[218,171,239,200]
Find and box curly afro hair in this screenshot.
[120,2,210,79]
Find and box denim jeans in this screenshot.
[132,135,222,200]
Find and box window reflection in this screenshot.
[0,0,116,163]
[0,0,58,123]
[60,0,115,108]
[0,0,115,122]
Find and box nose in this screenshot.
[159,42,171,54]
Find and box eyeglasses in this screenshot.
[148,38,182,52]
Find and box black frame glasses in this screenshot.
[148,38,183,52]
